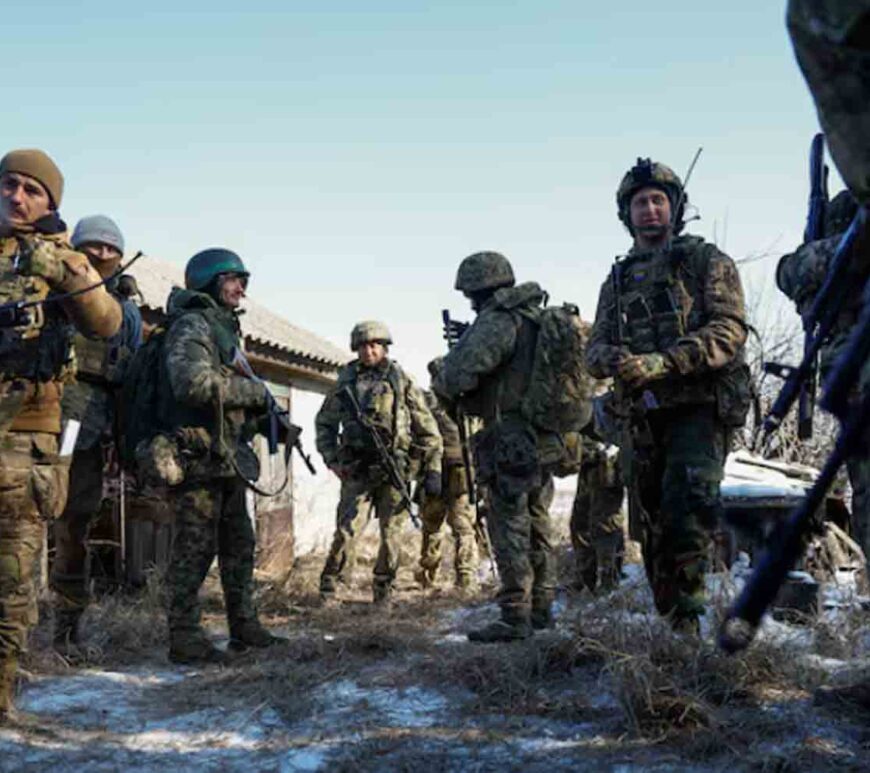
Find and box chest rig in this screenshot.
[0,237,73,383]
[339,361,405,452]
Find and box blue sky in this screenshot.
[8,1,822,381]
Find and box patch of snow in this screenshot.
[312,679,449,729]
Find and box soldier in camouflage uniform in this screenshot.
[0,149,122,718]
[416,358,478,590]
[316,321,442,604]
[152,248,283,664]
[787,1,870,710]
[570,434,625,593]
[51,215,143,656]
[433,252,563,642]
[586,160,749,634]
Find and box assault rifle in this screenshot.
[720,208,870,654]
[763,133,829,440]
[442,308,498,581]
[230,348,316,476]
[340,385,420,527]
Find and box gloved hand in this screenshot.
[15,238,67,286]
[423,470,443,497]
[617,353,672,388]
[442,318,469,345]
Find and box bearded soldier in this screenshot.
[151,248,284,663]
[316,321,442,605]
[416,358,478,591]
[0,149,122,718]
[586,160,749,634]
[51,215,143,656]
[433,253,564,642]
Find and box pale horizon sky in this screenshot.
[8,1,826,384]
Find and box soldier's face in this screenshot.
[630,186,672,244]
[0,172,52,227]
[79,242,122,279]
[218,273,247,309]
[358,341,387,366]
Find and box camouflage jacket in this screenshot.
[586,234,748,410]
[423,389,464,467]
[159,288,268,477]
[0,225,122,435]
[315,358,442,477]
[62,291,143,450]
[777,235,864,379]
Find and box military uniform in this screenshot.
[570,436,625,592]
[0,149,122,715]
[417,390,478,588]
[51,278,142,641]
[587,161,749,631]
[435,253,564,640]
[317,324,441,602]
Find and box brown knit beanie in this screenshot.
[0,149,64,208]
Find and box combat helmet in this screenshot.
[185,248,249,292]
[350,320,393,350]
[616,158,686,234]
[454,251,515,294]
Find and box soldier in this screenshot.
[586,160,749,634]
[153,248,284,664]
[51,215,143,656]
[416,358,478,591]
[0,149,122,718]
[316,321,442,605]
[570,434,625,593]
[787,0,870,710]
[433,253,563,642]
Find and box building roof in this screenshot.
[132,253,347,373]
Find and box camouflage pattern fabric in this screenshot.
[570,439,625,591]
[319,478,409,597]
[50,444,104,611]
[434,282,560,622]
[418,466,478,586]
[0,432,67,657]
[629,406,727,625]
[315,358,442,480]
[787,1,870,203]
[166,478,258,634]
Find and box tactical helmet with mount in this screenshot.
[616,158,686,234]
[184,248,249,292]
[454,251,516,294]
[350,320,393,350]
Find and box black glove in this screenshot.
[423,470,443,497]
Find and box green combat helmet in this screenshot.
[350,320,393,350]
[184,248,250,291]
[454,251,515,294]
[616,158,686,234]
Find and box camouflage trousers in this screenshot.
[166,477,257,634]
[419,465,477,586]
[627,405,727,625]
[570,443,625,592]
[847,449,870,577]
[320,477,409,596]
[0,431,68,658]
[488,471,556,620]
[50,444,104,612]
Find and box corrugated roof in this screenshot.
[132,253,347,370]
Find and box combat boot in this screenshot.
[531,604,554,631]
[0,657,17,723]
[168,629,231,665]
[468,609,533,643]
[415,566,437,589]
[373,583,393,607]
[228,620,287,652]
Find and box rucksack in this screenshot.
[117,325,169,471]
[520,303,594,434]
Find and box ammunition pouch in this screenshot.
[475,417,541,498]
[715,363,752,428]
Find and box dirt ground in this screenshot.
[2,507,870,772]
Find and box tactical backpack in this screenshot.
[117,325,168,471]
[519,303,594,434]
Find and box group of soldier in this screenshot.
[2,0,870,721]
